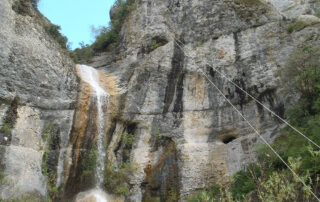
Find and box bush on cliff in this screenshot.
[69,0,136,62]
[30,0,39,8]
[45,24,69,50]
[103,162,137,195]
[69,42,94,63]
[92,0,135,52]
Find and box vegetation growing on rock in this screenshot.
[30,0,39,8]
[187,44,320,201]
[0,172,5,185]
[41,125,59,200]
[69,0,136,62]
[45,24,69,50]
[80,145,98,181]
[103,162,136,195]
[234,0,263,7]
[287,21,310,33]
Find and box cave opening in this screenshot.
[222,135,237,144]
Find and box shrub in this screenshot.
[91,0,135,52]
[30,0,39,8]
[120,132,135,146]
[256,155,319,202]
[187,43,320,201]
[279,44,320,118]
[81,146,98,179]
[187,185,237,202]
[287,24,295,33]
[45,24,68,49]
[231,164,260,199]
[92,28,119,52]
[68,0,136,62]
[151,40,161,50]
[118,132,135,161]
[103,162,137,195]
[69,42,94,63]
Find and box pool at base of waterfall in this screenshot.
[74,189,123,202]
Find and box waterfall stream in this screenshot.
[76,64,109,202]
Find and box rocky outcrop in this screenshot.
[0,0,78,200]
[87,0,320,201]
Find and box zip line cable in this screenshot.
[173,39,320,201]
[200,68,320,201]
[174,38,320,150]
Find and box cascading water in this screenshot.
[75,64,110,201]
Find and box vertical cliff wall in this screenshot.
[87,0,320,201]
[0,0,319,201]
[0,0,78,200]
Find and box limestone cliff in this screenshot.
[0,0,320,201]
[86,0,320,201]
[0,0,78,200]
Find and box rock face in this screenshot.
[87,0,320,201]
[0,0,320,201]
[0,0,78,200]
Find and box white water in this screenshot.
[75,189,109,202]
[77,65,110,201]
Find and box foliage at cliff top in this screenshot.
[69,0,136,63]
[30,0,39,8]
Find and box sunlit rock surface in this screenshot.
[0,0,320,201]
[87,0,320,200]
[0,0,78,200]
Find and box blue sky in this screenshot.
[38,0,116,50]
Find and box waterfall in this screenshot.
[77,64,109,187]
[76,64,109,201]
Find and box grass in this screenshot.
[41,150,49,175]
[41,125,53,141]
[151,40,162,51]
[0,124,11,134]
[287,21,309,33]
